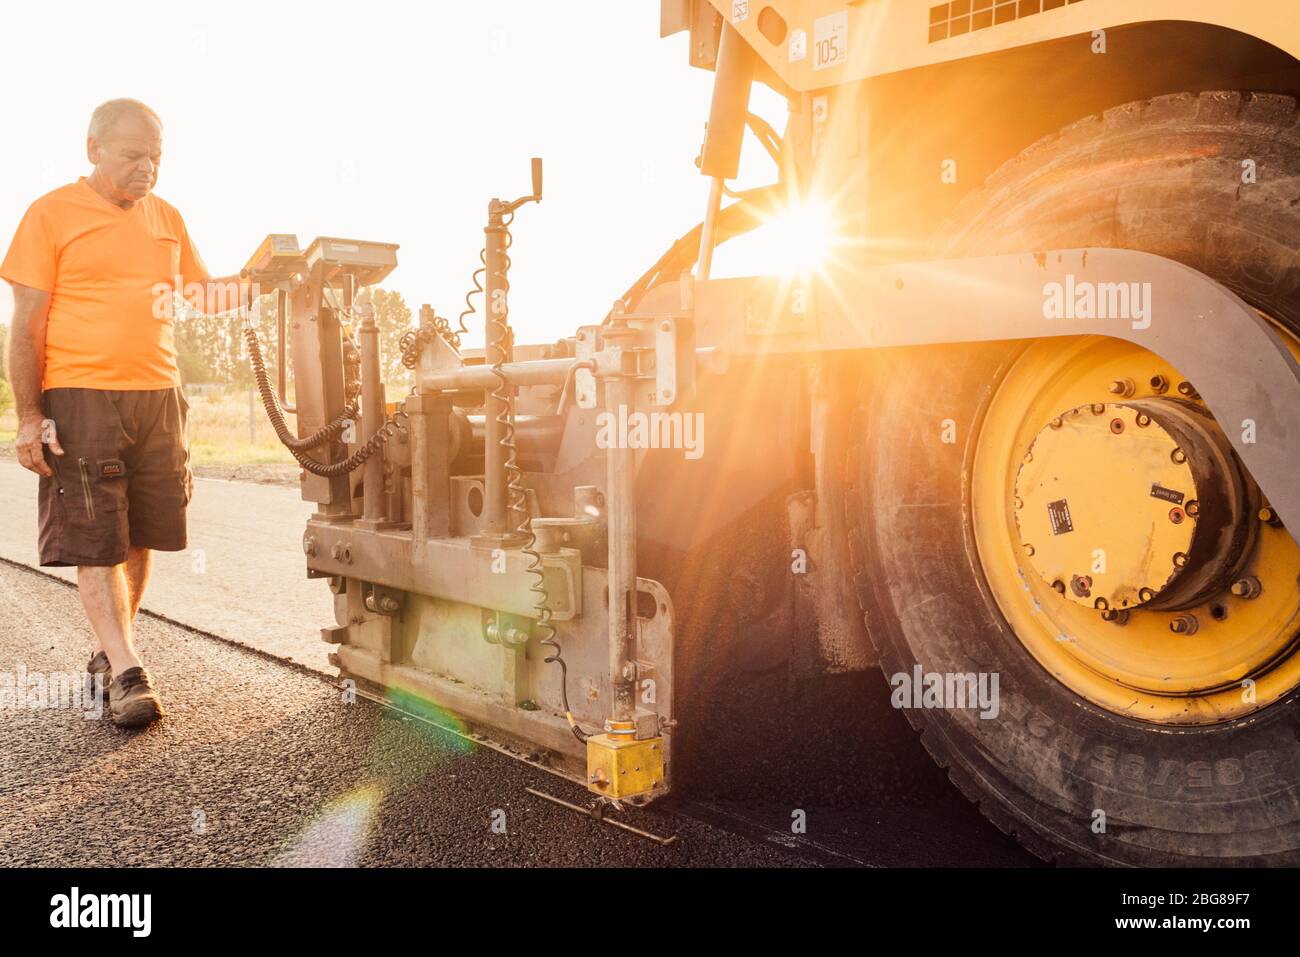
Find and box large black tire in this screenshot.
[845,91,1300,865]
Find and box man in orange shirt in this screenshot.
[2,98,244,727]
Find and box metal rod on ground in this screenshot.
[524,788,678,846]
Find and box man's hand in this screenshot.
[15,413,61,477]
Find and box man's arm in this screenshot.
[7,282,63,476]
[191,274,249,316]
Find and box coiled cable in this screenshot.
[243,307,453,478]
[483,212,591,743]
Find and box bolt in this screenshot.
[1139,587,1156,603]
[1108,377,1136,397]
[303,537,317,557]
[1094,597,1109,611]
[1177,380,1200,400]
[1171,448,1187,465]
[1259,506,1281,526]
[1023,543,1035,556]
[1070,574,1093,598]
[1150,374,1169,394]
[1170,614,1199,635]
[1185,499,1200,517]
[1136,413,1151,428]
[1050,417,1063,429]
[378,595,401,613]
[1173,552,1189,568]
[1109,418,1125,434]
[1101,608,1130,625]
[1091,403,1105,415]
[1230,577,1262,599]
[331,542,345,561]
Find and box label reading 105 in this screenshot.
[814,12,847,71]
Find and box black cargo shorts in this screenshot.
[37,387,193,567]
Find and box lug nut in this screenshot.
[1177,380,1200,399]
[1150,374,1169,394]
[1090,403,1105,415]
[1185,500,1200,517]
[1135,413,1151,428]
[1170,614,1199,635]
[1171,448,1187,464]
[1172,552,1189,568]
[1230,577,1262,599]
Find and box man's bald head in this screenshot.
[86,99,164,206]
[88,98,162,143]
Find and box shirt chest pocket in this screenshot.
[148,229,182,279]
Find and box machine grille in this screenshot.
[928,0,1089,44]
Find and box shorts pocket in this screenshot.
[53,456,127,551]
[74,458,128,524]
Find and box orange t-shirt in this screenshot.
[0,177,210,390]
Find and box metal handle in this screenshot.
[276,286,296,414]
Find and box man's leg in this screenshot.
[91,546,151,657]
[78,562,144,676]
[124,545,152,621]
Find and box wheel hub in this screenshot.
[1014,399,1255,614]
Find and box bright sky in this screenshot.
[0,0,786,348]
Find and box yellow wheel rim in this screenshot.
[972,331,1300,725]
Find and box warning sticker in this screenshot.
[788,28,807,62]
[1047,499,1074,536]
[732,1,748,23]
[813,11,847,71]
[1150,483,1185,505]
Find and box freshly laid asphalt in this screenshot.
[0,456,1037,867]
[0,559,811,867]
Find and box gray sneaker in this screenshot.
[109,667,165,728]
[86,651,111,701]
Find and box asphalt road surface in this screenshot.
[0,461,328,671]
[0,461,1037,867]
